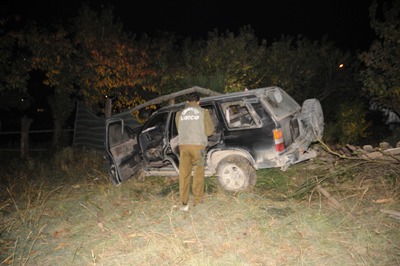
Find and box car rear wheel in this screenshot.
[216,155,256,192]
[300,99,324,141]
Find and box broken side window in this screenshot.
[220,101,259,129]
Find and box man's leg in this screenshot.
[179,148,192,205]
[192,148,206,205]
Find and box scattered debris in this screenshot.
[291,140,399,211]
[322,141,400,163]
[316,185,344,210]
[381,209,400,220]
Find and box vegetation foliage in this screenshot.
[360,0,400,118]
[335,101,371,145]
[0,0,399,150]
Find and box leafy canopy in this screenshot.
[359,0,400,117]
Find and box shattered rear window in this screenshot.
[263,88,301,120]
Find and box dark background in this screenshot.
[2,0,375,52]
[0,0,378,147]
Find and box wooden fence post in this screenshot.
[105,98,112,119]
[20,115,33,159]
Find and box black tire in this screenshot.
[216,155,256,192]
[300,99,324,141]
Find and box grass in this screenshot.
[0,147,399,265]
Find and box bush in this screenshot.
[335,102,371,145]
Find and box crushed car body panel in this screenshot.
[105,86,324,190]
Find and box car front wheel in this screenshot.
[216,155,256,192]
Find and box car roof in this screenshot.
[200,86,281,103]
[156,86,283,112]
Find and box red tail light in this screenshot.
[273,129,285,152]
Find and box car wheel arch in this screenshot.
[207,149,257,173]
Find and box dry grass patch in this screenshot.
[0,148,399,265]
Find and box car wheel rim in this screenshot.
[220,163,246,190]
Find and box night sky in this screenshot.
[2,0,376,52]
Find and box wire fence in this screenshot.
[0,129,74,152]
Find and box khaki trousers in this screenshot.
[178,147,206,205]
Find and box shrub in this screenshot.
[335,102,371,145]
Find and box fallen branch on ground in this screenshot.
[316,185,343,210]
[380,209,400,220]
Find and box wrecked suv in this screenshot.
[105,86,324,192]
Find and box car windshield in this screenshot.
[263,88,300,120]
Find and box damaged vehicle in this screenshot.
[105,86,324,192]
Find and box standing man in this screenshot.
[175,93,215,211]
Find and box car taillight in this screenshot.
[273,128,285,152]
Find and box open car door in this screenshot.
[105,118,143,185]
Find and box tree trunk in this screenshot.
[105,98,112,119]
[20,115,33,159]
[52,120,62,149]
[48,92,75,150]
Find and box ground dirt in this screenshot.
[0,147,399,265]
